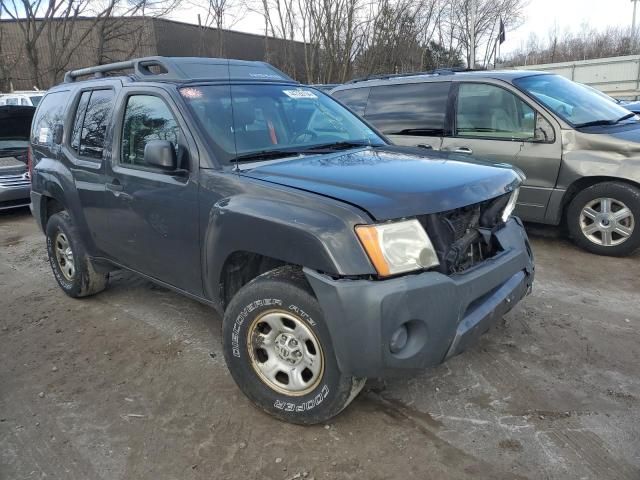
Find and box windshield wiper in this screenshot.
[574,119,617,128]
[303,141,372,152]
[234,149,303,163]
[614,112,636,123]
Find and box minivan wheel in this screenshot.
[567,182,640,256]
[46,211,108,297]
[222,266,365,425]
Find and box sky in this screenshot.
[501,0,638,54]
[172,0,638,54]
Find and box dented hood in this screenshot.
[240,146,521,221]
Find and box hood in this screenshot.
[239,146,521,220]
[0,106,35,142]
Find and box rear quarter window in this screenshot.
[31,91,70,146]
[364,82,450,136]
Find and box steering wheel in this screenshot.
[292,130,318,143]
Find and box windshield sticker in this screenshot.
[283,89,318,100]
[38,127,49,144]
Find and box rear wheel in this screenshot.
[222,266,365,424]
[567,182,640,256]
[46,211,108,297]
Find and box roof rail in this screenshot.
[63,56,295,84]
[345,67,481,84]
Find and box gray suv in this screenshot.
[332,71,640,256]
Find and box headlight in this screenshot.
[355,219,440,276]
[502,188,520,222]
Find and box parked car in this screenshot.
[310,83,340,92]
[0,105,34,210]
[0,91,44,107]
[30,57,534,424]
[332,71,640,256]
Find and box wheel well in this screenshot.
[561,176,640,220]
[219,251,289,309]
[43,196,64,226]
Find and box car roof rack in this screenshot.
[345,67,482,84]
[63,56,296,84]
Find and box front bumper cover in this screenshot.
[304,217,534,378]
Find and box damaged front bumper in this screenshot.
[304,217,534,378]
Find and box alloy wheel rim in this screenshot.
[247,310,324,396]
[54,232,75,281]
[579,197,635,247]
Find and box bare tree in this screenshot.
[444,0,526,68]
[194,0,243,57]
[503,24,640,66]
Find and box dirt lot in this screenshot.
[0,207,638,480]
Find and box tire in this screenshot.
[566,181,640,256]
[222,266,365,425]
[46,211,108,298]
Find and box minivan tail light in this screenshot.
[27,146,33,182]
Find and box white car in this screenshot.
[0,91,44,107]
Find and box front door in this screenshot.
[105,90,201,295]
[440,82,562,222]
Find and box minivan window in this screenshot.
[514,74,635,127]
[121,95,181,167]
[31,91,69,146]
[456,83,535,140]
[364,82,450,136]
[331,87,370,115]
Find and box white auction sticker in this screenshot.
[38,127,50,144]
[283,89,318,99]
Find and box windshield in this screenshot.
[180,84,385,163]
[514,74,636,127]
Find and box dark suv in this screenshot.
[30,57,534,424]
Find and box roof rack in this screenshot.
[345,67,482,84]
[63,56,295,84]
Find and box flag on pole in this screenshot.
[499,18,506,44]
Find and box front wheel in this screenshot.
[222,266,365,424]
[566,182,640,256]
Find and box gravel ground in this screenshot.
[1,207,638,480]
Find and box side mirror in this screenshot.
[534,114,555,143]
[144,140,177,170]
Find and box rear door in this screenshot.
[104,88,201,294]
[362,81,450,150]
[440,82,562,222]
[62,87,117,254]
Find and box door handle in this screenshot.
[106,180,132,201]
[417,144,433,150]
[453,147,473,154]
[105,182,123,192]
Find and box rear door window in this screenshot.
[364,82,450,136]
[79,90,115,160]
[331,87,371,115]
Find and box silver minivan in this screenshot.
[331,71,640,256]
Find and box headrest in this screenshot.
[233,102,256,127]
